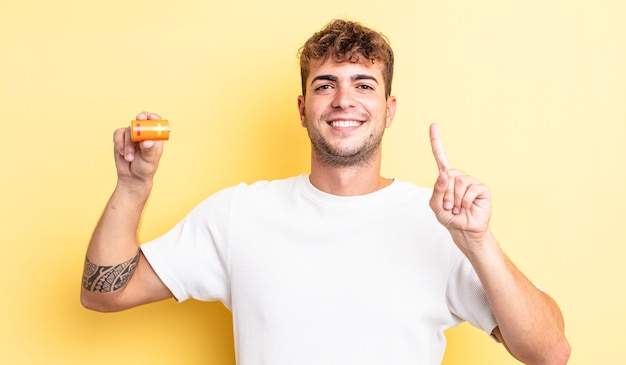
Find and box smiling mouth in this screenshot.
[328,120,363,128]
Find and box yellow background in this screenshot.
[1,0,624,364]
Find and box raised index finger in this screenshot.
[429,123,451,172]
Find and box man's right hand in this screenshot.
[113,112,165,186]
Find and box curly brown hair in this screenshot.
[298,19,394,98]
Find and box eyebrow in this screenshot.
[352,74,379,83]
[311,74,379,85]
[311,74,338,83]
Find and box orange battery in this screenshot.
[130,120,171,142]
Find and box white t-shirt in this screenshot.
[142,174,497,365]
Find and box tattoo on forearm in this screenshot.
[82,251,139,292]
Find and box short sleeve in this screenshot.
[141,187,235,308]
[446,253,498,337]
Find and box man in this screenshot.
[81,19,570,364]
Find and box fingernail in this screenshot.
[444,201,453,210]
[126,153,134,161]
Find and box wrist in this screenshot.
[114,178,153,202]
[450,228,500,257]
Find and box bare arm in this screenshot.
[80,112,173,312]
[428,124,570,364]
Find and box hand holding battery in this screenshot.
[112,112,168,186]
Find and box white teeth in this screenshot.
[330,120,361,127]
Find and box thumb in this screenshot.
[138,140,163,163]
[141,140,155,150]
[431,169,457,215]
[430,170,449,210]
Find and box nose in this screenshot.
[331,86,354,109]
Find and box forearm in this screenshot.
[456,231,570,364]
[81,181,152,309]
[87,182,151,261]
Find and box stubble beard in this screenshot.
[305,116,385,168]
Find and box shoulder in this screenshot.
[385,179,434,204]
[230,175,303,197]
[198,175,303,210]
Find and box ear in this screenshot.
[297,95,306,127]
[385,96,397,128]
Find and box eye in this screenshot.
[357,84,375,90]
[314,84,333,91]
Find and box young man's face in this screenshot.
[298,58,397,167]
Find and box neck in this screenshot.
[308,150,392,196]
